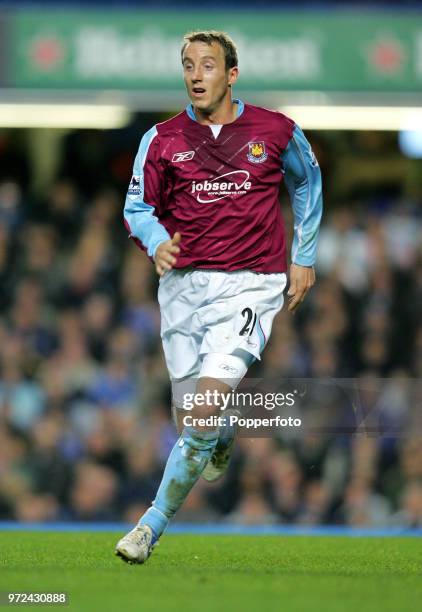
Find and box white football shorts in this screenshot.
[158,268,287,388]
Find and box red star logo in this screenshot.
[30,37,65,71]
[369,39,404,74]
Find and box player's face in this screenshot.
[182,41,238,114]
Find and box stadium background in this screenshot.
[0,0,421,530]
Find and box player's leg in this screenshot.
[115,376,229,563]
[196,270,288,481]
[173,350,252,431]
[116,269,213,563]
[172,350,251,482]
[174,398,238,481]
[115,269,287,562]
[200,349,254,481]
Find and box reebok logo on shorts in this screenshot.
[219,363,239,375]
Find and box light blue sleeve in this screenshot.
[124,126,170,258]
[281,124,323,267]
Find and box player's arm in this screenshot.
[123,126,180,276]
[281,124,323,312]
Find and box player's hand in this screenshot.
[287,263,315,313]
[154,232,182,277]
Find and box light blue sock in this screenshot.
[138,427,218,539]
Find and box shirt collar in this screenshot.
[186,98,244,122]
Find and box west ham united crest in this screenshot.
[247,141,268,164]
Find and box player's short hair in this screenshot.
[181,30,238,70]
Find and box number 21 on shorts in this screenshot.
[239,307,257,336]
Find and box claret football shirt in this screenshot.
[124,99,322,273]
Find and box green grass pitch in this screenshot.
[0,532,421,612]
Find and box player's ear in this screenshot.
[228,66,239,87]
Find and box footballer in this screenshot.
[115,30,323,563]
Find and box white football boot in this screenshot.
[115,524,156,564]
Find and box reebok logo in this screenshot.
[191,170,252,203]
[219,363,239,375]
[172,150,195,163]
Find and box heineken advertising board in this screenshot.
[3,9,422,92]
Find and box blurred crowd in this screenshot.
[0,124,421,528]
